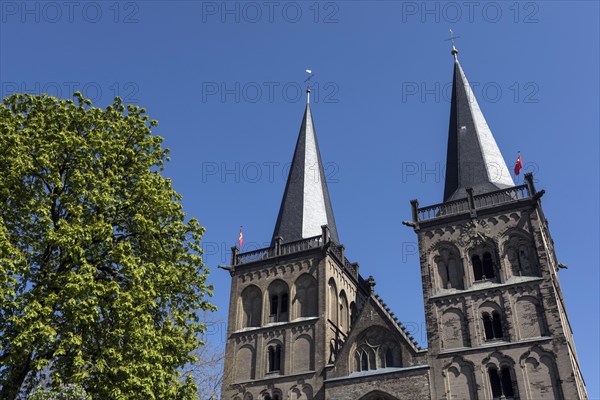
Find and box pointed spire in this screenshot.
[271,103,339,245]
[443,53,515,202]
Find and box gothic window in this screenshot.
[328,279,338,325]
[267,344,282,373]
[483,311,503,340]
[350,302,358,327]
[339,291,349,333]
[240,285,262,328]
[435,246,464,290]
[268,280,289,323]
[294,274,317,318]
[488,366,516,399]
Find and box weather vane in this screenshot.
[304,69,315,103]
[446,29,460,59]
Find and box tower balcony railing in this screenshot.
[230,225,360,280]
[408,173,542,224]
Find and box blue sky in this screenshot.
[2,0,599,396]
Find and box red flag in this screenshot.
[514,152,523,175]
[238,226,243,247]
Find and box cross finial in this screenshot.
[446,29,460,61]
[304,69,314,104]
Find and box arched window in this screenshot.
[472,255,483,281]
[483,313,494,340]
[384,348,394,368]
[492,311,503,338]
[501,367,515,397]
[355,345,375,372]
[267,344,282,373]
[483,312,503,340]
[483,252,495,279]
[268,280,289,323]
[472,245,498,282]
[489,367,502,398]
[361,351,369,371]
[240,285,262,328]
[488,366,515,399]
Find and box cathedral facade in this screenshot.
[220,48,588,400]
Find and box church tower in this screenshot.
[221,88,370,400]
[406,46,588,399]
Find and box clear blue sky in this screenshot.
[2,1,598,396]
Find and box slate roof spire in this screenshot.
[271,87,339,245]
[443,46,515,202]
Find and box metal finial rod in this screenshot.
[305,69,314,104]
[445,29,460,60]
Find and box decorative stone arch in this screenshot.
[500,228,539,278]
[266,279,289,323]
[293,273,318,319]
[514,295,546,339]
[430,241,465,291]
[239,284,262,329]
[442,356,477,400]
[519,346,564,399]
[235,344,256,382]
[288,383,313,400]
[292,334,314,372]
[467,239,501,283]
[260,387,283,400]
[440,307,469,349]
[357,390,401,400]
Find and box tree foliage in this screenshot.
[0,93,216,399]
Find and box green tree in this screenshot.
[0,93,216,399]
